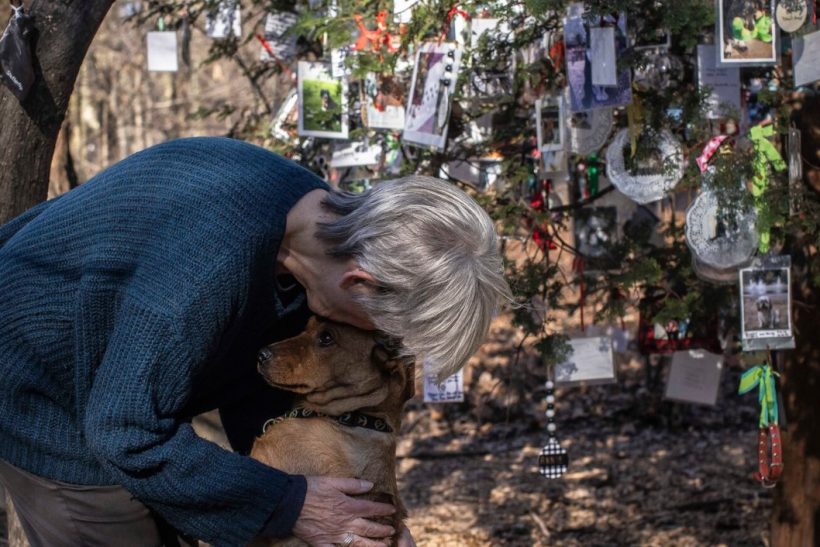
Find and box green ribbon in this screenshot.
[738,364,779,428]
[587,153,599,196]
[749,125,787,253]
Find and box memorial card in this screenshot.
[423,360,464,403]
[664,350,723,406]
[792,30,820,87]
[697,44,742,119]
[365,73,406,130]
[146,31,178,72]
[555,336,616,386]
[739,256,795,350]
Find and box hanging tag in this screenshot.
[775,0,808,32]
[297,62,348,140]
[423,359,464,403]
[146,31,178,72]
[739,255,796,351]
[791,30,820,87]
[555,336,616,386]
[365,73,405,130]
[539,437,569,479]
[697,44,741,119]
[206,0,242,39]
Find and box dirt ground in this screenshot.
[1,320,772,547]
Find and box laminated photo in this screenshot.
[536,96,564,152]
[297,62,348,139]
[269,89,299,143]
[146,31,178,72]
[717,0,778,65]
[260,12,299,61]
[664,350,723,407]
[403,42,463,149]
[739,258,794,350]
[574,206,617,269]
[330,141,382,168]
[423,358,464,403]
[564,6,632,112]
[206,1,241,39]
[365,73,406,130]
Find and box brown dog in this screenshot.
[250,317,415,547]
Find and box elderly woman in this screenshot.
[0,137,510,547]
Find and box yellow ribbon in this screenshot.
[749,124,786,253]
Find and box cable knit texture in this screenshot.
[0,137,328,545]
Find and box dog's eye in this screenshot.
[317,330,335,347]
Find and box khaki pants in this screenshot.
[0,459,163,547]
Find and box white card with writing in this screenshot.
[793,30,820,87]
[331,46,352,79]
[423,360,464,403]
[555,336,616,386]
[146,31,178,72]
[589,26,617,86]
[697,44,741,119]
[260,12,299,61]
[664,350,722,406]
[206,1,242,39]
[330,141,382,168]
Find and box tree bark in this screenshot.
[0,0,115,224]
[770,94,820,547]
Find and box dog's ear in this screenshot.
[371,335,405,371]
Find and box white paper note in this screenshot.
[793,30,820,87]
[664,350,722,406]
[697,44,741,119]
[146,32,178,72]
[555,336,616,386]
[423,366,464,403]
[590,26,617,86]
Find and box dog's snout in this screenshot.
[257,348,273,364]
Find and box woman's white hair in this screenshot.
[316,175,512,380]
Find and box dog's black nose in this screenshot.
[257,348,272,364]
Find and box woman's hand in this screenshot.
[291,476,396,547]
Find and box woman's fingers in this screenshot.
[347,516,395,538]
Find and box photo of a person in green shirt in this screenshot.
[720,0,776,62]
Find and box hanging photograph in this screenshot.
[739,256,795,350]
[565,99,613,155]
[554,336,616,386]
[467,18,514,98]
[146,31,178,72]
[717,0,778,65]
[206,1,241,39]
[297,62,348,139]
[536,96,564,152]
[574,206,617,262]
[403,42,463,149]
[564,7,632,111]
[329,140,382,168]
[365,73,405,130]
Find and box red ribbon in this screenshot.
[354,11,399,53]
[696,135,729,173]
[439,4,470,43]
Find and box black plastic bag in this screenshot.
[0,5,35,101]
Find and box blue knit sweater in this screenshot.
[0,137,329,545]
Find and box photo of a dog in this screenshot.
[250,317,415,546]
[740,266,791,340]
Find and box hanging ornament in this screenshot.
[685,188,758,270]
[538,379,568,479]
[738,359,783,487]
[775,0,808,33]
[605,129,684,204]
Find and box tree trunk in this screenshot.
[770,93,820,547]
[0,0,114,224]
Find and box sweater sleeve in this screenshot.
[82,300,305,546]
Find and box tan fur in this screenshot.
[250,317,414,547]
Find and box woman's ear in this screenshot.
[340,268,378,292]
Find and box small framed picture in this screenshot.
[536,96,565,152]
[555,336,617,386]
[403,42,463,150]
[717,0,778,65]
[297,62,348,140]
[739,257,794,350]
[365,73,406,130]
